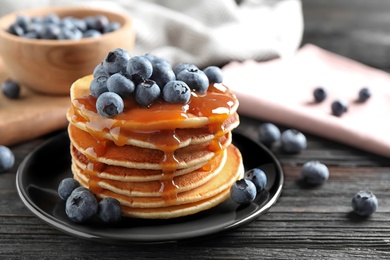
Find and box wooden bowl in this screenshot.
[0,6,135,95]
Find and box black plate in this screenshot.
[16,131,283,244]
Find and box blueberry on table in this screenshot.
[90,75,109,98]
[352,190,378,217]
[127,56,153,80]
[230,179,257,204]
[98,197,122,223]
[301,161,329,185]
[203,66,223,84]
[281,129,307,154]
[96,92,124,117]
[135,79,161,107]
[257,123,281,147]
[0,146,15,173]
[2,79,20,99]
[65,188,98,223]
[358,87,371,102]
[107,73,135,98]
[244,168,267,192]
[177,68,209,93]
[172,63,198,77]
[103,48,131,75]
[58,178,80,200]
[313,87,327,102]
[162,80,191,104]
[331,99,348,117]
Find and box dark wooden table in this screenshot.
[2,1,390,259]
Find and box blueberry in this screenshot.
[42,13,61,24]
[2,79,20,99]
[257,123,281,147]
[281,129,307,154]
[65,188,98,223]
[98,197,122,223]
[203,66,223,84]
[358,87,371,102]
[244,168,267,192]
[135,79,161,107]
[40,23,61,39]
[7,24,24,36]
[96,92,124,117]
[93,63,108,78]
[162,80,191,104]
[0,146,15,173]
[103,22,121,33]
[230,179,257,204]
[103,48,131,75]
[352,190,378,217]
[331,99,348,117]
[172,63,198,76]
[150,63,176,89]
[82,29,101,38]
[15,15,30,31]
[177,68,209,93]
[90,75,108,98]
[58,178,80,200]
[145,54,171,69]
[127,56,153,80]
[84,15,109,32]
[107,73,135,98]
[301,161,329,185]
[59,27,83,40]
[313,87,327,102]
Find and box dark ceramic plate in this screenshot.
[16,131,283,244]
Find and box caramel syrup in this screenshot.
[71,82,238,204]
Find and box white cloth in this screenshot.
[0,0,303,68]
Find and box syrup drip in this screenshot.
[84,139,107,195]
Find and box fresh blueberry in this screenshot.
[103,48,131,75]
[107,73,135,98]
[40,23,61,39]
[150,63,176,89]
[230,179,257,204]
[93,63,108,78]
[145,54,171,69]
[257,123,281,147]
[2,79,20,99]
[203,66,223,84]
[15,15,30,32]
[177,68,209,93]
[352,190,378,217]
[84,15,109,32]
[22,32,39,39]
[103,22,121,33]
[127,56,153,80]
[0,146,15,173]
[281,129,307,154]
[135,79,161,107]
[98,197,122,223]
[90,75,108,98]
[96,92,124,117]
[162,80,191,104]
[42,13,61,24]
[331,99,348,117]
[7,24,25,36]
[301,161,329,185]
[58,178,80,200]
[82,29,101,38]
[59,27,83,40]
[172,63,198,76]
[65,188,98,223]
[244,168,267,192]
[358,87,371,102]
[313,87,327,102]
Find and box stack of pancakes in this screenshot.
[67,75,243,219]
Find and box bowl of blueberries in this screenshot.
[0,6,135,95]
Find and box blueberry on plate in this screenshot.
[203,66,223,84]
[58,178,80,200]
[244,168,267,192]
[331,99,348,117]
[98,197,122,223]
[257,123,281,147]
[65,188,98,223]
[103,48,131,75]
[2,79,20,99]
[352,190,378,217]
[301,161,329,185]
[177,68,209,93]
[313,87,327,102]
[281,129,307,154]
[162,80,191,104]
[90,75,109,98]
[127,56,153,80]
[0,146,15,173]
[358,87,371,102]
[107,73,135,98]
[96,92,124,117]
[135,79,161,107]
[230,179,257,204]
[172,63,198,77]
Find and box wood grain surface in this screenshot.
[2,1,390,259]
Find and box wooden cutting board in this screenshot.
[0,58,70,146]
